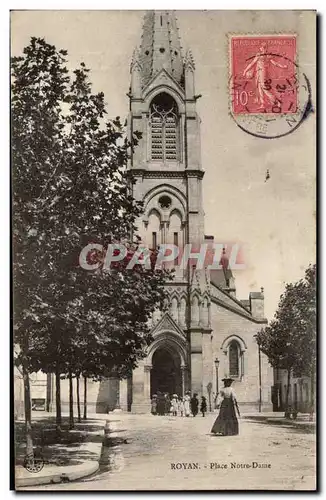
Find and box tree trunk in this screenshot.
[22,364,34,460]
[69,369,74,429]
[284,368,291,418]
[83,376,87,420]
[76,375,81,423]
[55,365,62,433]
[310,366,315,421]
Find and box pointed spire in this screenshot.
[205,267,211,294]
[184,48,195,98]
[131,47,141,71]
[184,48,195,71]
[138,11,184,88]
[130,47,142,97]
[130,47,140,69]
[190,265,201,292]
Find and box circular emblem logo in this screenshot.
[23,453,44,473]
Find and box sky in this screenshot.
[11,10,316,320]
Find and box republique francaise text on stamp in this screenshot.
[229,34,312,139]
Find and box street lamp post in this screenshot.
[207,382,212,412]
[214,358,220,408]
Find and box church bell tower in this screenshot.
[128,11,211,412]
[128,10,205,247]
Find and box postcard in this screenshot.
[12,10,316,491]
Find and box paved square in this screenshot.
[25,413,316,491]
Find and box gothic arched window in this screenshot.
[150,93,179,162]
[229,340,240,378]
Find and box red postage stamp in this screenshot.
[230,35,297,114]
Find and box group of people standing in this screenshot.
[151,391,208,417]
[151,378,241,437]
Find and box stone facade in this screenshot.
[125,11,273,413]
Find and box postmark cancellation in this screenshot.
[229,34,312,139]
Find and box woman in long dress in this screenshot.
[164,393,171,415]
[184,392,191,417]
[211,378,240,436]
[156,391,165,416]
[151,394,157,415]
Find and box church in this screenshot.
[122,11,273,413]
[16,11,273,417]
[90,10,272,414]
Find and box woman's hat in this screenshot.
[222,378,234,383]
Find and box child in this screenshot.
[200,396,207,417]
[171,394,178,416]
[178,396,184,417]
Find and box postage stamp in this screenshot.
[230,35,297,115]
[229,34,312,139]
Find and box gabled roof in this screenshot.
[150,311,186,339]
[142,68,185,102]
[210,281,267,324]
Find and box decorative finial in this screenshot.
[184,48,195,70]
[130,47,142,72]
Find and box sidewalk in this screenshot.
[15,412,107,488]
[241,412,316,431]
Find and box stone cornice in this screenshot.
[202,327,213,334]
[191,347,202,354]
[127,169,204,179]
[186,170,205,179]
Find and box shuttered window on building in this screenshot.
[151,115,164,160]
[150,93,178,162]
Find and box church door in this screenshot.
[150,347,182,397]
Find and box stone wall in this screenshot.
[209,301,273,411]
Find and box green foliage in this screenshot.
[255,264,316,376]
[12,37,170,381]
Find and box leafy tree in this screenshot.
[256,264,316,417]
[12,37,70,456]
[12,38,170,449]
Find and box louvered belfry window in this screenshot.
[150,93,178,162]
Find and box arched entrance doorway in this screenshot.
[150,347,182,397]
